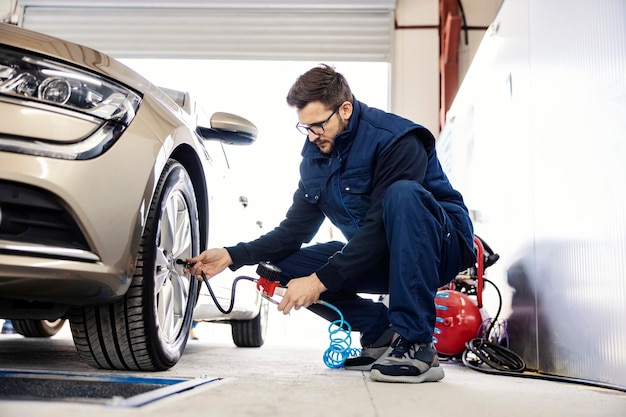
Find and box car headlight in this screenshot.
[0,46,141,124]
[0,45,142,160]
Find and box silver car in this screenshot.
[0,22,260,371]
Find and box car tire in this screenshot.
[69,159,200,371]
[12,319,66,337]
[231,296,269,347]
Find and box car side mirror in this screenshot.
[196,112,257,145]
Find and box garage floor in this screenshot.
[1,314,624,417]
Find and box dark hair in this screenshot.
[286,64,353,110]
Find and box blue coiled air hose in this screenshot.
[317,301,361,369]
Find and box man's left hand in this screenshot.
[277,273,327,315]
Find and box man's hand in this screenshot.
[186,248,233,281]
[277,273,327,315]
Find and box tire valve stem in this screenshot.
[175,259,195,269]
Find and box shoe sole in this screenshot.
[344,363,375,371]
[369,366,445,383]
[344,356,378,371]
[344,345,392,371]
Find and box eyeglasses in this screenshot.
[295,107,339,136]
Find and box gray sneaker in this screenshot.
[370,336,445,383]
[344,345,390,371]
[344,327,395,371]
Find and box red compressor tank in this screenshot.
[433,290,482,356]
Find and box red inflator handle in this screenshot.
[257,277,281,297]
[255,262,283,297]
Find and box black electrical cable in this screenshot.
[462,276,525,372]
[482,278,502,341]
[463,275,626,393]
[457,0,469,45]
[463,338,525,372]
[462,343,626,392]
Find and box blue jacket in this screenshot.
[227,99,475,291]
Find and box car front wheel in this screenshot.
[70,160,200,371]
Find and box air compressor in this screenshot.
[433,235,500,356]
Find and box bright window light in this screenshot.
[120,59,389,240]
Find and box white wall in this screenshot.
[392,0,439,134]
[0,0,13,20]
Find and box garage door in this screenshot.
[17,0,395,62]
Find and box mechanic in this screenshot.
[188,64,475,383]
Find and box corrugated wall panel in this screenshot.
[20,6,394,61]
[439,0,626,390]
[527,0,626,385]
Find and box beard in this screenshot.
[315,139,333,155]
[315,118,347,156]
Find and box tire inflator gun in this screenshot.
[178,260,358,368]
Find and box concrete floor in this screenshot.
[1,313,625,417]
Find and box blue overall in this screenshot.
[274,180,464,345]
[226,98,474,346]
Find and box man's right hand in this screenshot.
[186,248,233,281]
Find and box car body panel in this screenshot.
[0,100,99,140]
